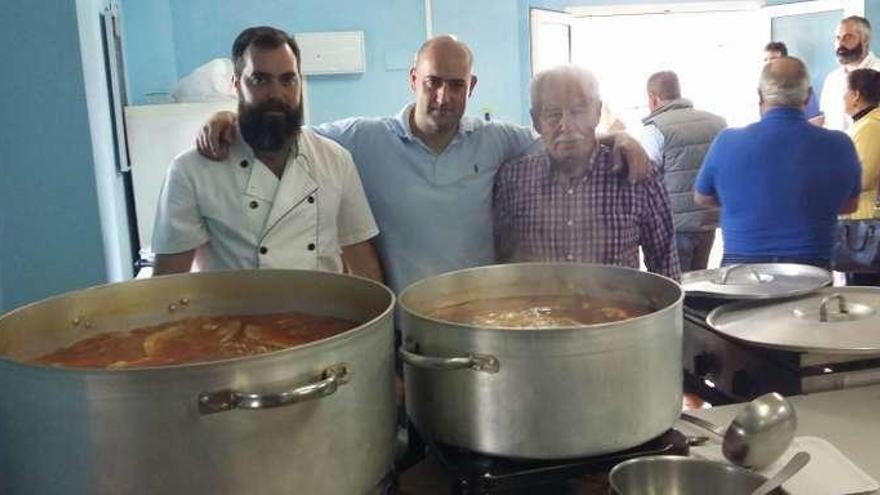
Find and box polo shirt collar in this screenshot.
[761,107,806,121]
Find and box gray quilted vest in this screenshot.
[642,99,726,232]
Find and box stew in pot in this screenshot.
[29,311,357,369]
[427,295,653,328]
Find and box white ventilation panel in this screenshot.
[295,31,365,75]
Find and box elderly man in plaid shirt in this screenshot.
[493,66,681,280]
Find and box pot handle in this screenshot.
[712,264,762,285]
[819,293,848,322]
[197,363,350,415]
[399,346,500,374]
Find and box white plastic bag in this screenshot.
[171,58,236,103]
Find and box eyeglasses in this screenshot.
[539,105,592,126]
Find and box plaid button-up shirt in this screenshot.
[493,144,681,280]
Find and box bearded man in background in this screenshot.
[820,16,880,131]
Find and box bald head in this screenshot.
[414,35,474,72]
[408,35,478,143]
[759,56,811,110]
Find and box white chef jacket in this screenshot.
[820,52,880,131]
[152,128,378,272]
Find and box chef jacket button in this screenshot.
[307,196,315,204]
[259,246,268,255]
[249,200,259,209]
[240,160,249,168]
[307,243,316,251]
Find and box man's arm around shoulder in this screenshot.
[694,191,720,208]
[341,241,384,284]
[153,250,196,276]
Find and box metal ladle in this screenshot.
[681,392,798,469]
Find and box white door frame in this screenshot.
[529,8,573,77]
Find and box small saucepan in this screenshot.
[609,455,787,495]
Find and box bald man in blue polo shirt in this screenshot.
[695,56,860,268]
[198,35,649,292]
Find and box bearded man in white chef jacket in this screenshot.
[151,26,382,281]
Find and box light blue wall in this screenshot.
[122,0,426,124]
[121,0,533,125]
[119,0,178,104]
[0,1,108,311]
[432,1,524,124]
[869,0,880,54]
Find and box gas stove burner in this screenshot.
[419,427,689,494]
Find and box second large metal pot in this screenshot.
[399,263,683,459]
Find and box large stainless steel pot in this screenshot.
[399,263,683,459]
[0,270,395,495]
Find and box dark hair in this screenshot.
[232,26,301,75]
[848,69,880,106]
[647,71,681,101]
[764,41,788,56]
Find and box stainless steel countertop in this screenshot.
[679,384,880,492]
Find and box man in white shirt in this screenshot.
[151,26,382,281]
[820,16,880,131]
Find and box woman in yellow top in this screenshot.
[842,68,880,285]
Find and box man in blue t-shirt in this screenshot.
[694,56,860,268]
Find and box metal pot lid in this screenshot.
[681,263,832,299]
[706,287,880,354]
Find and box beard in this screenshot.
[239,98,303,152]
[836,43,865,65]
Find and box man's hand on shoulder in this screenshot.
[196,111,238,161]
[599,131,652,183]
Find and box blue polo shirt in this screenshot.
[695,107,861,259]
[314,106,535,292]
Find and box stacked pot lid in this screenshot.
[683,263,880,354]
[681,263,832,300]
[706,287,880,354]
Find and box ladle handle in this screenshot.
[750,451,811,495]
[680,412,726,438]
